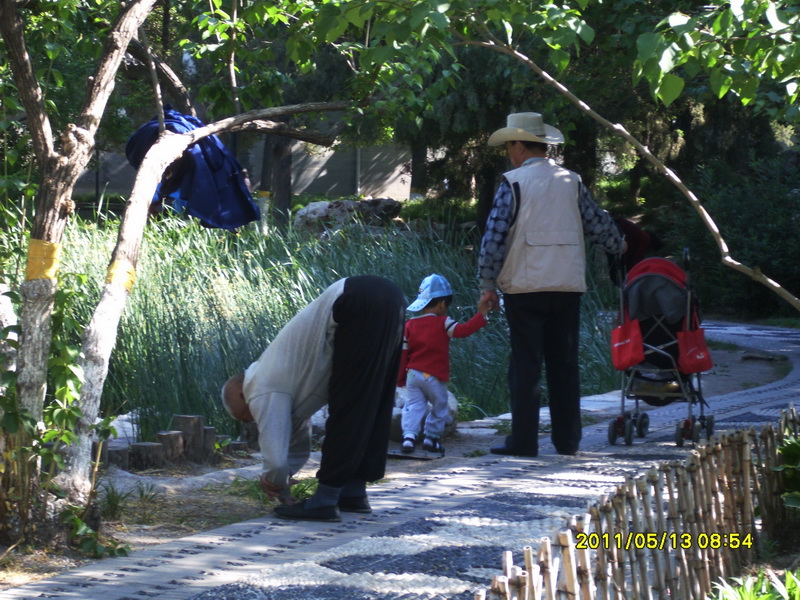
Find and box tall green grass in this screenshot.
[60,215,619,440]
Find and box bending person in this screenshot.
[221,275,405,522]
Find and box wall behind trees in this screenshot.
[74,142,412,202]
[250,141,412,199]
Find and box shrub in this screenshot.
[665,157,800,318]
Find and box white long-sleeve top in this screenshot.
[243,278,346,488]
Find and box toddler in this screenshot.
[397,274,492,454]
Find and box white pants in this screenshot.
[401,369,449,440]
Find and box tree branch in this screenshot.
[0,0,55,166]
[183,101,351,146]
[125,39,196,117]
[461,36,800,313]
[136,25,166,133]
[78,0,160,136]
[228,120,340,146]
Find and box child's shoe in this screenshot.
[422,437,445,455]
[401,435,416,453]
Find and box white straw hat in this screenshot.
[487,112,564,146]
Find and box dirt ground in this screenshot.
[0,347,791,590]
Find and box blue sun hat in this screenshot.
[407,274,453,312]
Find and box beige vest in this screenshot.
[497,159,586,294]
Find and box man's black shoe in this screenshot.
[556,448,579,456]
[274,500,341,522]
[490,444,538,458]
[338,496,372,514]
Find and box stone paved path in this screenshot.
[3,321,799,600]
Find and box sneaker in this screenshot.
[401,436,416,453]
[422,437,444,454]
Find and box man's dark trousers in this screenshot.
[503,291,582,455]
[317,275,404,488]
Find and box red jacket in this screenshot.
[397,313,487,385]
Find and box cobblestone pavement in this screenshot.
[3,321,799,600]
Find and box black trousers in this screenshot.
[317,276,405,488]
[504,291,582,455]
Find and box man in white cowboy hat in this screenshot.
[479,112,626,458]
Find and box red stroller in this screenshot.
[607,251,714,446]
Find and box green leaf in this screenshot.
[2,412,20,434]
[658,44,678,73]
[428,11,449,29]
[682,58,702,78]
[576,21,594,45]
[736,74,760,105]
[51,68,65,87]
[709,69,733,97]
[667,13,691,33]
[636,33,661,63]
[549,48,570,73]
[44,42,62,61]
[712,10,734,36]
[656,72,684,106]
[783,491,800,509]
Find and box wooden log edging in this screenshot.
[478,407,800,600]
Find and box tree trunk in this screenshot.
[476,156,502,234]
[68,133,185,497]
[271,134,293,229]
[409,144,428,196]
[1,0,160,510]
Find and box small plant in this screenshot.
[773,433,800,510]
[214,437,231,454]
[99,481,132,520]
[494,421,512,436]
[133,482,163,523]
[708,569,800,600]
[290,478,318,501]
[227,476,270,503]
[463,449,487,458]
[59,505,130,558]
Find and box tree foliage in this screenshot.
[634,0,800,118]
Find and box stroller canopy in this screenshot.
[625,258,689,325]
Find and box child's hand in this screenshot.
[477,296,494,315]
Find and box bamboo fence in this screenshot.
[477,406,800,600]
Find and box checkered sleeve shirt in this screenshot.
[478,179,624,291]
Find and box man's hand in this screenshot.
[259,475,298,505]
[480,290,500,312]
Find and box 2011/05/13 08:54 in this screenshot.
[575,531,754,551]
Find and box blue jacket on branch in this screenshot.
[126,106,261,230]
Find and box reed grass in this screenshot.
[60,214,619,440]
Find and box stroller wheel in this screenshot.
[675,421,686,447]
[608,418,619,445]
[635,413,649,438]
[624,419,635,446]
[705,414,715,438]
[691,420,703,445]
